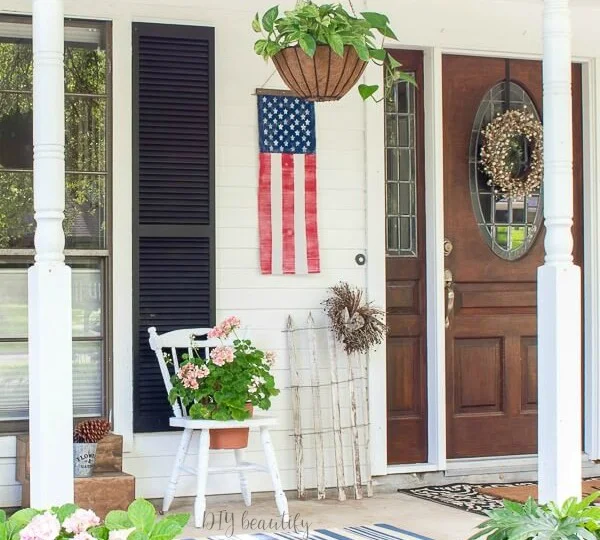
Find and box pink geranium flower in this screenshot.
[210,346,234,366]
[176,363,210,390]
[207,316,241,339]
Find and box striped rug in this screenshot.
[206,523,433,540]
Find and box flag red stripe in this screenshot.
[281,153,296,274]
[305,153,320,273]
[258,153,272,274]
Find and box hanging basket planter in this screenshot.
[272,45,367,102]
[253,2,415,103]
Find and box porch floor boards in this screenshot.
[164,490,483,540]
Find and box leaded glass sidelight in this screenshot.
[470,82,543,260]
[386,76,417,256]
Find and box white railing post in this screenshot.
[538,0,581,503]
[29,0,74,506]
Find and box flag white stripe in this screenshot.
[270,154,283,275]
[294,154,308,275]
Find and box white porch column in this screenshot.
[29,0,74,506]
[538,0,581,503]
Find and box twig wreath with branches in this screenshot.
[323,282,387,355]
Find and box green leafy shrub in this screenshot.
[0,499,189,540]
[471,494,600,540]
[252,1,414,100]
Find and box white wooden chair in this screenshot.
[148,326,289,528]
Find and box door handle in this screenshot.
[445,269,455,329]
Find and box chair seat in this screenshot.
[169,415,278,429]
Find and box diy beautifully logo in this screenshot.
[202,511,311,538]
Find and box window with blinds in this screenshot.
[0,16,111,430]
[132,23,215,433]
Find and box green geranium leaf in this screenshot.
[252,13,262,33]
[105,510,133,531]
[162,514,190,529]
[358,84,379,101]
[128,499,156,534]
[149,519,184,540]
[360,12,389,29]
[262,6,279,33]
[9,509,40,528]
[56,504,79,523]
[298,34,316,57]
[89,526,109,540]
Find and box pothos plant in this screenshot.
[470,494,600,540]
[252,1,415,101]
[168,316,279,421]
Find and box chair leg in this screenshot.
[194,429,211,528]
[235,448,251,506]
[260,427,289,523]
[163,428,193,513]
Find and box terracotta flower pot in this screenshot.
[272,45,368,102]
[209,403,253,450]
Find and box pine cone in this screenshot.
[73,419,111,443]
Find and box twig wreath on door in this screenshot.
[252,1,415,102]
[480,108,544,198]
[323,282,387,355]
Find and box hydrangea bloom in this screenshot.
[74,533,96,540]
[176,363,210,390]
[20,512,61,540]
[62,509,100,534]
[108,528,136,540]
[210,346,234,367]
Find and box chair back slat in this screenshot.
[148,326,216,418]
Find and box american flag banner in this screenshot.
[257,93,320,275]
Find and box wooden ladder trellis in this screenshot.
[286,313,373,501]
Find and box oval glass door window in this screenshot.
[469,82,543,261]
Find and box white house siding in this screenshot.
[2,0,600,507]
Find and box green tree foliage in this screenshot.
[0,39,107,249]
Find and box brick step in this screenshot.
[20,472,136,518]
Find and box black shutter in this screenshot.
[132,23,215,432]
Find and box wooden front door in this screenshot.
[443,55,583,458]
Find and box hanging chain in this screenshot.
[347,0,357,15]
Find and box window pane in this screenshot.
[0,42,32,92]
[73,340,103,417]
[0,342,28,420]
[385,76,417,257]
[0,263,104,339]
[65,174,106,249]
[65,45,107,95]
[0,171,33,249]
[72,263,103,338]
[65,97,106,172]
[0,340,103,421]
[0,267,28,338]
[0,95,33,169]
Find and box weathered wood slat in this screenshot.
[327,331,347,501]
[287,316,306,500]
[308,313,326,500]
